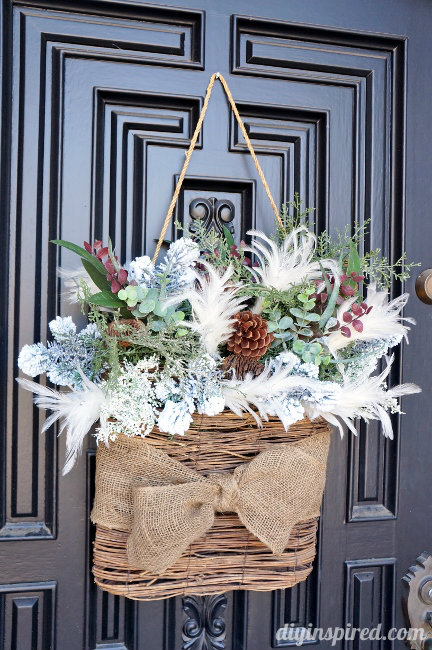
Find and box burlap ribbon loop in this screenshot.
[91,431,330,574]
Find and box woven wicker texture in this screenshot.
[92,412,331,600]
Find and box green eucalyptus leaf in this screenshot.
[292,340,305,353]
[138,299,156,314]
[267,321,279,332]
[305,312,320,322]
[298,294,308,303]
[153,302,166,317]
[278,316,294,329]
[314,355,322,365]
[172,311,185,322]
[309,342,322,354]
[150,319,166,332]
[289,307,306,319]
[298,327,313,336]
[146,288,159,301]
[176,328,188,337]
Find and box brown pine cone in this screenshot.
[107,319,145,349]
[222,354,264,379]
[227,310,274,359]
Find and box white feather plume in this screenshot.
[244,227,339,313]
[58,267,99,303]
[17,373,108,474]
[222,359,325,425]
[326,284,415,354]
[303,356,421,439]
[170,261,248,356]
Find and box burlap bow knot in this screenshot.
[91,431,330,574]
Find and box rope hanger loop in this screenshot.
[153,72,283,263]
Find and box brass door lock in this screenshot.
[402,552,432,649]
[415,270,432,304]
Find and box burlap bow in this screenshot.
[91,431,330,574]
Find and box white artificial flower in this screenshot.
[18,343,48,377]
[17,371,108,474]
[49,316,76,341]
[168,261,248,355]
[96,360,159,442]
[304,356,420,439]
[326,284,415,354]
[244,228,339,313]
[198,394,225,416]
[128,255,156,287]
[263,397,305,430]
[157,400,194,436]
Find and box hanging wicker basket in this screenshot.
[91,73,332,600]
[92,412,331,601]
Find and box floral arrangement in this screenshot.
[17,197,420,474]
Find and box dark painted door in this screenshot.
[1,1,431,648]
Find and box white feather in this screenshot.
[304,356,421,439]
[326,284,416,354]
[170,261,248,356]
[17,374,107,474]
[222,359,325,425]
[244,228,339,313]
[58,267,99,303]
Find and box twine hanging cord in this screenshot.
[152,72,284,263]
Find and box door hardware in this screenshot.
[415,270,432,304]
[402,552,432,649]
[189,197,235,237]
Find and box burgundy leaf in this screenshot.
[340,273,349,283]
[352,319,363,332]
[353,274,365,282]
[360,301,368,310]
[94,240,102,250]
[96,247,109,259]
[320,292,328,303]
[341,284,355,297]
[341,326,351,338]
[104,259,115,275]
[343,312,353,323]
[111,279,121,293]
[242,257,251,266]
[84,241,93,254]
[366,305,373,314]
[117,268,128,284]
[351,303,362,316]
[336,295,344,305]
[106,273,113,282]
